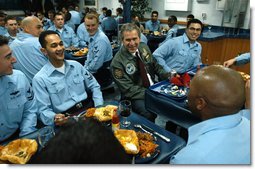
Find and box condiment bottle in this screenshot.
[112,110,120,131]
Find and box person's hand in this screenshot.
[54,114,69,126]
[223,58,236,67]
[245,79,250,109]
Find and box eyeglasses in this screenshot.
[188,27,202,32]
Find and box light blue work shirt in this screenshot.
[101,17,118,32]
[69,10,81,25]
[85,29,112,73]
[48,25,79,48]
[240,109,250,120]
[99,13,106,23]
[115,15,123,24]
[32,60,103,126]
[145,20,161,32]
[153,33,202,73]
[235,53,250,66]
[10,31,48,83]
[4,32,16,45]
[170,112,250,164]
[0,26,7,35]
[140,33,148,44]
[42,17,51,30]
[76,22,90,48]
[160,24,179,46]
[0,70,37,141]
[65,21,75,31]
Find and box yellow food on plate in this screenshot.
[85,105,118,122]
[73,47,88,56]
[114,129,140,155]
[153,31,161,36]
[0,139,38,164]
[238,71,250,82]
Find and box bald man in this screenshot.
[170,65,250,164]
[10,16,47,83]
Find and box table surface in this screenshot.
[145,66,208,129]
[1,101,186,164]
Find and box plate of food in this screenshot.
[114,129,140,155]
[72,47,89,57]
[65,47,80,52]
[0,139,38,164]
[135,132,159,164]
[84,105,118,122]
[160,84,188,100]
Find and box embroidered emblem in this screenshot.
[142,48,150,62]
[125,63,136,75]
[26,87,34,100]
[114,69,124,79]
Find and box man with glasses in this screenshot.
[153,19,203,74]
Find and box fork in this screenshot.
[134,124,157,141]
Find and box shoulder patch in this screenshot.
[114,68,124,79]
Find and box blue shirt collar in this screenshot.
[0,74,15,95]
[45,60,74,76]
[187,112,243,144]
[17,31,35,39]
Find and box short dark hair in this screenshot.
[39,30,60,48]
[151,11,158,16]
[116,7,123,14]
[0,35,9,47]
[187,14,194,19]
[29,118,131,164]
[54,12,64,19]
[187,18,204,31]
[102,7,107,11]
[106,9,112,17]
[168,15,177,23]
[4,15,16,23]
[65,12,72,22]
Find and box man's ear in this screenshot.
[40,48,47,56]
[196,98,207,110]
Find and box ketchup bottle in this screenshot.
[112,110,120,131]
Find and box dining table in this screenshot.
[144,65,209,130]
[0,101,186,164]
[64,50,87,65]
[145,33,166,53]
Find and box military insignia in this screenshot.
[125,63,136,75]
[142,48,150,62]
[10,90,19,95]
[85,71,93,80]
[26,87,34,100]
[114,69,124,79]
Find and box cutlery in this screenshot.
[141,124,171,143]
[133,124,157,141]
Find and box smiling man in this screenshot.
[32,30,103,126]
[110,23,169,122]
[83,12,112,87]
[153,19,203,74]
[0,35,37,143]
